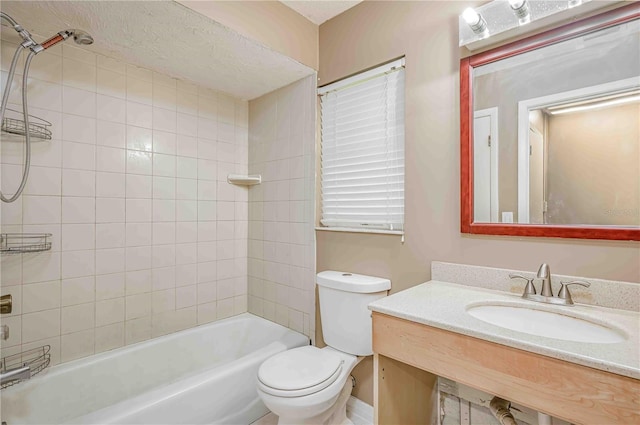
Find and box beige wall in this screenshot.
[317,0,640,405]
[178,1,318,71]
[546,103,640,225]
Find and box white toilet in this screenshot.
[256,271,391,425]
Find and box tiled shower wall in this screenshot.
[247,76,316,342]
[0,37,250,365]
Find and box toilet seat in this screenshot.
[257,346,343,398]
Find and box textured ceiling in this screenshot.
[280,0,362,25]
[1,1,315,100]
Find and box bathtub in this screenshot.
[1,313,308,425]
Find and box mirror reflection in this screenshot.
[472,19,639,226]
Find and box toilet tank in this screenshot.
[317,271,391,356]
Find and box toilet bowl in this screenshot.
[256,346,361,425]
[256,271,391,425]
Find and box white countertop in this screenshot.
[368,281,640,379]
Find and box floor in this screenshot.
[251,398,373,425]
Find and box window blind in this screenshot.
[319,60,405,231]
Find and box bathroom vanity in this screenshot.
[369,264,640,425]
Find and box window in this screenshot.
[319,58,405,232]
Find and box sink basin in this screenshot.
[466,303,626,343]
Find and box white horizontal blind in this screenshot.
[320,62,405,231]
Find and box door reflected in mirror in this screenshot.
[471,18,639,227]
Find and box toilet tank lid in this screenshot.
[317,271,391,293]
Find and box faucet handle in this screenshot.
[558,280,591,304]
[509,273,536,295]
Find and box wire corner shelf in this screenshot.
[0,345,51,389]
[0,233,52,254]
[1,108,52,141]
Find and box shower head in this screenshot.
[71,30,94,45]
[39,29,93,51]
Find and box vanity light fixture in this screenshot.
[462,7,489,38]
[509,0,531,25]
[458,0,606,49]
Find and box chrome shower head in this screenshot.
[70,29,93,45]
[39,29,93,51]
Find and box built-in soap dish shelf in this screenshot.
[0,233,52,254]
[0,345,51,389]
[227,174,262,186]
[1,108,52,141]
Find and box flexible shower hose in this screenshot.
[0,46,35,203]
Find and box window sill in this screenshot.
[315,226,404,236]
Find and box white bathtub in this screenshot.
[1,313,308,425]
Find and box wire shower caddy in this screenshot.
[0,345,51,389]
[0,233,52,254]
[1,107,52,141]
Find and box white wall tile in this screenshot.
[61,329,94,362]
[62,169,95,197]
[126,222,152,247]
[96,198,125,223]
[125,246,152,272]
[63,58,96,91]
[22,280,61,314]
[96,298,125,327]
[97,68,126,99]
[126,76,152,105]
[152,130,176,155]
[153,154,176,177]
[62,276,95,306]
[62,197,95,223]
[96,146,126,173]
[126,150,152,175]
[62,224,95,251]
[95,322,124,353]
[62,250,95,279]
[24,166,62,196]
[95,273,124,300]
[152,176,176,199]
[153,199,176,222]
[63,116,96,145]
[96,248,125,275]
[96,172,125,198]
[62,144,95,176]
[62,86,96,117]
[23,195,61,224]
[126,199,152,223]
[62,303,95,334]
[22,309,61,343]
[176,157,197,179]
[153,107,176,133]
[97,94,126,123]
[126,174,152,199]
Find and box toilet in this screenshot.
[256,271,391,425]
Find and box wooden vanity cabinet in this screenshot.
[372,312,640,425]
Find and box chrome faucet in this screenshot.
[510,263,591,306]
[536,263,553,297]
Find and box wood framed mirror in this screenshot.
[461,3,640,241]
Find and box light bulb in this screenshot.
[508,0,531,26]
[462,7,488,37]
[462,8,481,26]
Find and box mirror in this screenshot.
[461,4,640,241]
